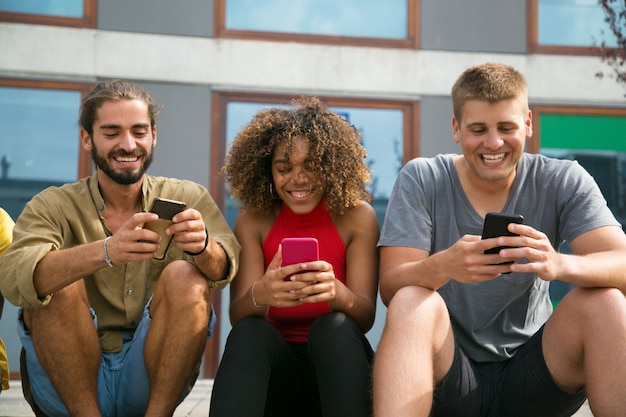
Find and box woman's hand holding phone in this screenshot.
[281,237,319,278]
[280,238,338,303]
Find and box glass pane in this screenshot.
[226,0,407,39]
[223,101,404,228]
[0,87,82,220]
[540,112,626,302]
[329,106,404,227]
[0,0,83,18]
[220,100,404,352]
[538,0,618,47]
[540,113,626,224]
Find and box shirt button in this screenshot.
[127,289,133,296]
[130,320,136,326]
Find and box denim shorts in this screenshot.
[18,297,215,417]
[432,326,587,417]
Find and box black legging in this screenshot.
[209,312,374,417]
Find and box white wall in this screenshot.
[1,23,624,106]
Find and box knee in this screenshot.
[309,312,359,342]
[230,316,277,342]
[225,317,285,355]
[560,287,626,324]
[385,285,446,327]
[23,281,90,327]
[156,260,210,306]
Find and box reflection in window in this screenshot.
[328,107,403,201]
[539,113,626,225]
[538,111,626,304]
[538,0,617,47]
[0,0,83,18]
[225,0,407,39]
[223,101,405,229]
[0,87,82,221]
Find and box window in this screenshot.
[0,78,92,379]
[206,91,418,374]
[532,105,626,303]
[0,79,92,221]
[0,0,96,28]
[533,106,626,224]
[528,0,620,54]
[215,0,418,48]
[210,92,419,229]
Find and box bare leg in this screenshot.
[543,287,626,417]
[23,280,102,417]
[143,261,211,417]
[373,286,454,417]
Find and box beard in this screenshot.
[91,141,154,185]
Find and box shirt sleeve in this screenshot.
[0,196,58,308]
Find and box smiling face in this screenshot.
[271,136,325,214]
[81,99,156,185]
[452,98,532,186]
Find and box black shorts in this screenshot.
[432,326,587,417]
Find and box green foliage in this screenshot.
[596,0,626,93]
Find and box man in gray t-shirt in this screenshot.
[373,63,626,417]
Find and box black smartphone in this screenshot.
[481,212,524,255]
[144,197,187,259]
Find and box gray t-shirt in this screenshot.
[379,153,620,362]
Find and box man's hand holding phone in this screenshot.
[144,197,187,260]
[481,212,524,273]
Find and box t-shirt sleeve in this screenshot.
[557,160,622,243]
[378,158,433,252]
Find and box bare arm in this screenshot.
[228,211,277,325]
[167,208,230,283]
[379,232,518,305]
[507,224,626,289]
[229,203,380,332]
[33,211,162,297]
[228,211,321,325]
[381,222,626,305]
[327,202,379,332]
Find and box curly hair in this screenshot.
[222,96,372,216]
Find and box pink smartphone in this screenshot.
[281,237,319,267]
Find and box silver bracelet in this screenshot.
[251,281,265,308]
[102,236,114,268]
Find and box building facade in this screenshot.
[1,0,625,378]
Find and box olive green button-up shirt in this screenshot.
[0,173,240,352]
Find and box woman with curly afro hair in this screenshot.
[210,96,379,417]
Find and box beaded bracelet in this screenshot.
[102,236,114,267]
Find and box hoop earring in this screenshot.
[269,183,279,199]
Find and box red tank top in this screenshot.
[262,200,346,343]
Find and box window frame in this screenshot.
[205,90,419,377]
[0,78,93,380]
[210,91,420,207]
[529,104,626,153]
[213,0,419,49]
[0,0,96,28]
[527,0,611,55]
[0,78,94,179]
